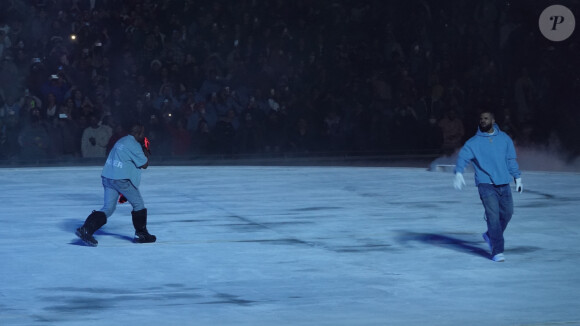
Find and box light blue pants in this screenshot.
[99,177,145,218]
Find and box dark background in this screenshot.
[0,0,578,167]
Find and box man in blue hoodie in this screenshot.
[453,111,522,262]
[76,122,157,247]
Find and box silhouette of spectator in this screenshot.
[0,100,20,160]
[191,119,214,155]
[0,29,11,62]
[48,108,80,158]
[237,110,262,154]
[81,114,112,158]
[391,97,419,150]
[422,115,443,151]
[154,83,179,112]
[514,67,535,125]
[2,94,21,120]
[106,121,126,156]
[18,89,42,121]
[213,110,238,156]
[123,97,153,128]
[206,91,228,118]
[263,110,287,154]
[146,113,171,157]
[40,73,69,105]
[187,102,217,133]
[18,107,51,161]
[43,93,58,122]
[321,109,344,152]
[168,117,191,156]
[287,117,314,154]
[438,109,465,155]
[108,87,128,120]
[68,89,87,119]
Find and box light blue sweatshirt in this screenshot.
[101,135,148,187]
[454,124,520,186]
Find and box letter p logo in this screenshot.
[540,5,575,41]
[551,15,565,30]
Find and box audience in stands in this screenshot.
[0,0,578,164]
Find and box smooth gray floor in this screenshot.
[1,165,579,326]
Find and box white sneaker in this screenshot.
[492,253,505,262]
[482,232,492,252]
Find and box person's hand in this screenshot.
[454,172,465,190]
[515,178,523,193]
[142,137,151,156]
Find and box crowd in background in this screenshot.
[0,0,579,164]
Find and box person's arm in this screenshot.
[505,137,520,179]
[454,143,473,174]
[453,143,473,190]
[140,159,149,169]
[138,137,151,169]
[505,136,522,192]
[139,148,150,169]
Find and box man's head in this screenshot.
[30,107,41,123]
[479,111,495,133]
[129,122,146,143]
[89,115,100,128]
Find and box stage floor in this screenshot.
[1,165,579,325]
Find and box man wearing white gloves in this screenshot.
[454,111,522,262]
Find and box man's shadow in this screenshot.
[62,219,133,246]
[397,232,490,259]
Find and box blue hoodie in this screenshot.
[454,124,520,186]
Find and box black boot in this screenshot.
[132,208,156,243]
[75,211,107,247]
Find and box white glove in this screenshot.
[454,173,466,190]
[515,178,523,193]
